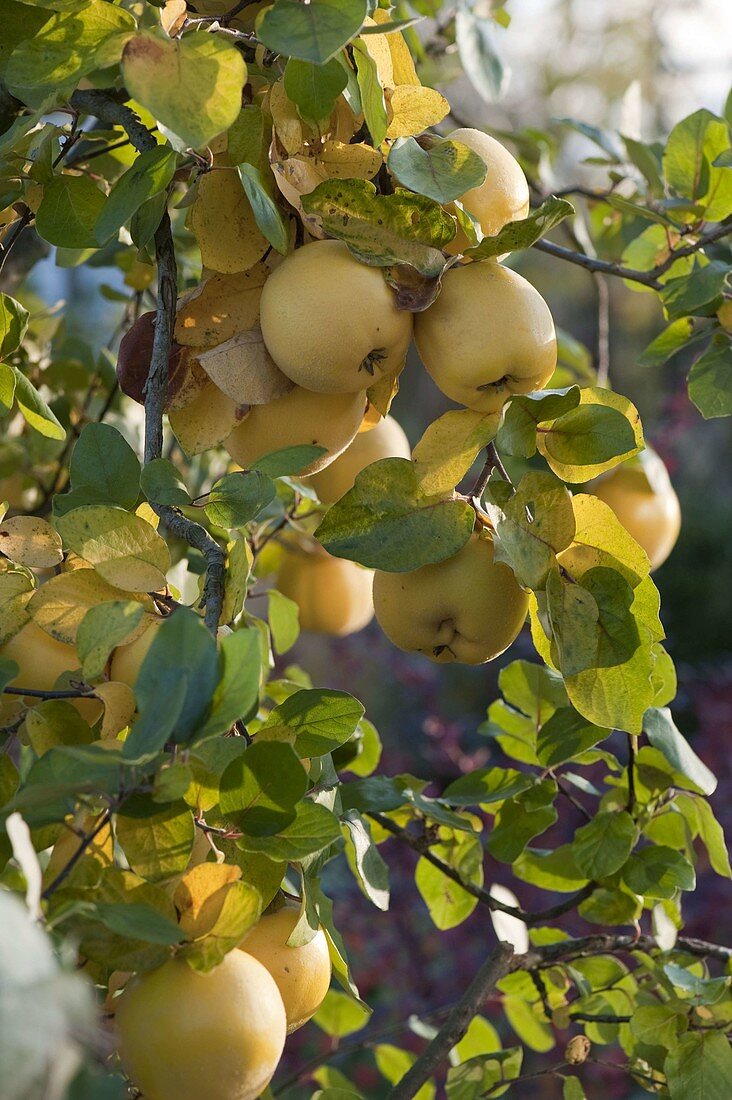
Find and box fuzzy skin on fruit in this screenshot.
[115,953,286,1100]
[303,414,411,503]
[224,385,367,475]
[275,544,375,636]
[584,448,681,571]
[0,620,101,724]
[445,128,530,244]
[109,619,162,687]
[259,240,413,393]
[373,532,529,664]
[414,262,557,413]
[239,901,332,1032]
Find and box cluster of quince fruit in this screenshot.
[112,124,680,668]
[114,898,331,1100]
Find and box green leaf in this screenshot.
[227,104,264,168]
[536,388,643,482]
[236,799,342,861]
[513,845,588,892]
[547,567,641,678]
[35,176,106,249]
[415,834,482,929]
[0,293,29,359]
[267,590,300,655]
[95,146,177,245]
[55,506,170,592]
[661,262,729,321]
[638,317,696,368]
[452,1016,501,1065]
[301,180,454,276]
[204,469,276,528]
[665,1030,732,1100]
[193,628,262,742]
[92,902,184,946]
[261,687,364,757]
[0,363,15,413]
[562,1079,587,1100]
[339,776,408,813]
[663,964,729,1005]
[116,799,195,883]
[663,108,732,221]
[4,0,135,106]
[314,989,370,1038]
[688,335,732,419]
[251,445,328,477]
[341,809,390,910]
[140,458,190,507]
[689,796,732,879]
[68,423,141,511]
[572,811,638,879]
[284,57,348,127]
[644,707,717,796]
[487,782,557,863]
[498,387,581,458]
[76,600,145,681]
[455,8,507,102]
[465,197,575,260]
[388,136,487,204]
[485,471,576,589]
[258,0,368,64]
[219,741,307,835]
[443,768,532,806]
[499,659,568,721]
[623,845,695,899]
[122,30,247,150]
[374,1044,435,1099]
[630,1004,685,1048]
[536,708,609,767]
[236,163,289,255]
[447,1049,523,1100]
[622,134,665,194]
[314,457,474,570]
[504,996,554,1052]
[352,40,388,147]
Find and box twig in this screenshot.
[387,944,515,1100]
[69,88,226,632]
[469,441,512,499]
[0,207,34,273]
[368,811,593,924]
[533,221,731,291]
[626,734,638,813]
[594,273,611,386]
[2,685,96,699]
[518,933,732,967]
[41,811,111,900]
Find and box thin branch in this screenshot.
[41,811,111,900]
[2,685,96,700]
[387,943,515,1100]
[533,221,731,291]
[0,206,34,274]
[368,811,593,924]
[519,933,732,967]
[594,273,611,387]
[626,734,638,813]
[469,441,513,500]
[69,88,226,632]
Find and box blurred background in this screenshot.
[18,1,732,1095]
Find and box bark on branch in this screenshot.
[69,89,225,631]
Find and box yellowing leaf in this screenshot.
[196,328,294,405]
[559,494,651,586]
[268,80,306,155]
[316,139,383,180]
[386,86,449,139]
[43,813,113,890]
[168,379,247,456]
[175,265,269,350]
[413,409,500,496]
[359,23,394,89]
[372,8,420,86]
[269,143,328,238]
[122,31,246,150]
[27,570,152,645]
[96,681,137,739]
[187,167,269,275]
[0,516,63,568]
[55,508,170,593]
[174,862,242,931]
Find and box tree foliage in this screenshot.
[0,1,730,1098]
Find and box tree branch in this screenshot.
[69,88,226,632]
[41,811,111,901]
[387,943,515,1100]
[533,221,731,291]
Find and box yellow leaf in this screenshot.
[316,139,383,180]
[27,570,153,645]
[359,21,395,88]
[412,409,500,496]
[187,166,268,274]
[386,85,449,138]
[175,862,242,938]
[168,379,247,456]
[175,264,269,350]
[96,681,137,738]
[269,145,328,239]
[55,508,170,593]
[0,516,64,568]
[366,368,401,420]
[160,0,187,37]
[373,8,420,86]
[268,80,305,155]
[196,328,293,405]
[558,494,651,586]
[43,812,114,890]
